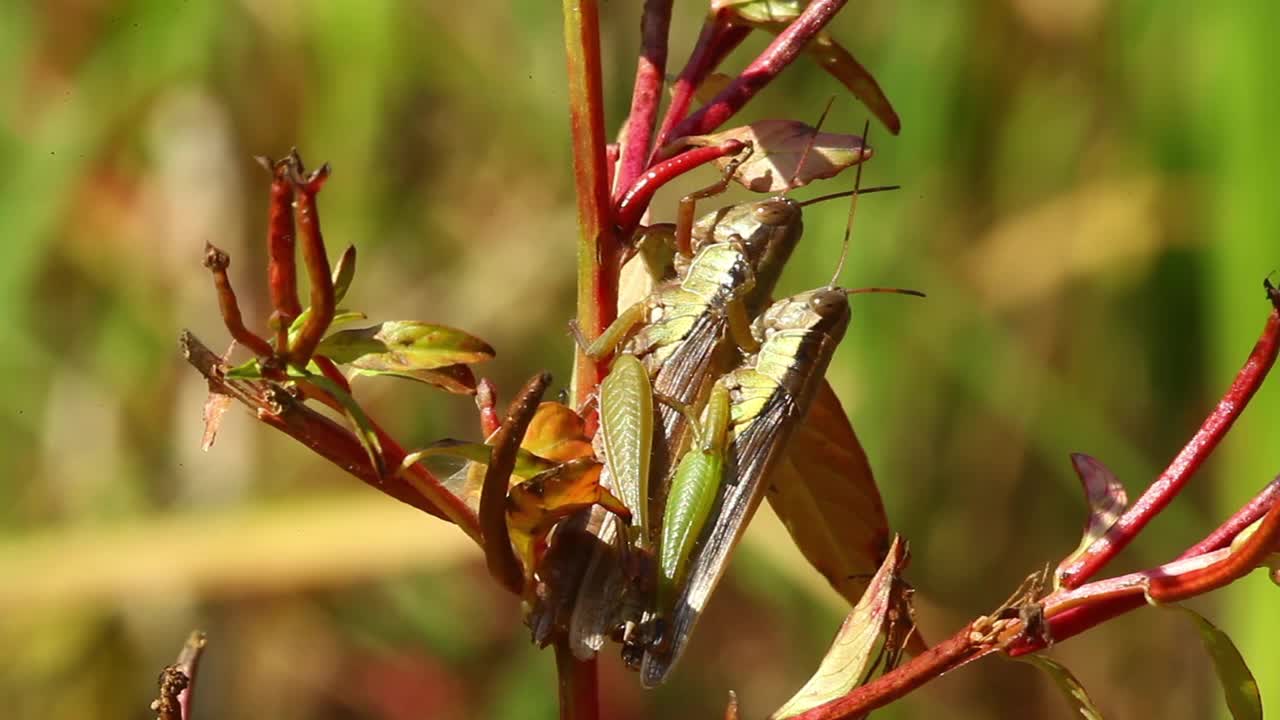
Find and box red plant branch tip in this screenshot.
[256,154,302,353]
[614,139,747,236]
[1148,501,1280,602]
[665,0,850,144]
[286,161,336,367]
[202,243,275,359]
[1059,302,1280,588]
[654,14,750,152]
[476,378,502,437]
[613,0,673,200]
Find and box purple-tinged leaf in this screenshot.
[1056,453,1128,589]
[681,120,870,192]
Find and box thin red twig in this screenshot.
[1059,303,1280,588]
[664,0,849,144]
[476,378,502,437]
[202,244,275,359]
[653,13,750,151]
[613,0,673,200]
[1148,501,1280,602]
[614,139,746,235]
[1179,475,1280,558]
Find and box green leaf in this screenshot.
[1019,655,1105,720]
[771,536,906,719]
[402,439,557,479]
[1172,606,1262,720]
[225,358,264,379]
[715,0,805,24]
[288,309,367,347]
[317,321,495,372]
[300,371,385,478]
[332,245,356,305]
[349,364,479,395]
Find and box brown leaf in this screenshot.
[683,120,870,192]
[766,381,891,606]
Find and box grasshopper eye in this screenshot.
[808,291,846,314]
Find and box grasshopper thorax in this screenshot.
[688,196,803,313]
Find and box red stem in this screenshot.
[613,0,673,200]
[554,640,600,720]
[1149,501,1280,602]
[664,0,849,144]
[287,163,337,367]
[1179,475,1280,558]
[564,0,619,407]
[654,14,750,151]
[202,244,275,359]
[476,378,502,437]
[1059,304,1280,588]
[614,139,746,235]
[257,154,302,352]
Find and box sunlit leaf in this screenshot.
[771,536,907,719]
[714,0,804,24]
[289,309,367,346]
[1019,655,1105,720]
[506,459,628,581]
[766,381,891,607]
[331,245,356,305]
[224,358,264,379]
[317,320,495,372]
[1055,453,1127,589]
[1172,606,1262,720]
[683,120,870,192]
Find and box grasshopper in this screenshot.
[639,147,923,686]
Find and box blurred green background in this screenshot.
[1,1,1276,718]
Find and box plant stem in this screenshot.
[201,244,275,359]
[614,139,746,235]
[665,0,849,144]
[613,0,673,200]
[1179,475,1280,558]
[555,639,600,720]
[1059,303,1280,588]
[287,163,336,367]
[563,0,618,409]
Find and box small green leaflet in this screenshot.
[316,320,494,370]
[1171,606,1262,720]
[1018,655,1105,720]
[402,439,558,480]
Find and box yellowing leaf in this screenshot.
[771,536,907,719]
[766,381,891,606]
[521,401,595,463]
[318,320,495,370]
[1019,655,1106,720]
[1055,453,1127,589]
[683,120,870,192]
[715,0,804,24]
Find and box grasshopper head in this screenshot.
[756,286,851,340]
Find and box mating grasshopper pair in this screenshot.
[552,146,914,687]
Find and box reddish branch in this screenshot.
[1059,300,1280,588]
[614,139,746,235]
[664,0,850,144]
[555,641,600,720]
[202,244,275,359]
[1180,475,1280,558]
[613,0,673,200]
[654,13,750,151]
[482,373,552,595]
[257,154,302,352]
[286,162,336,367]
[476,378,502,437]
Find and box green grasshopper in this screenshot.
[638,207,923,690]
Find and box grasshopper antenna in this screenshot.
[798,184,900,207]
[788,95,837,192]
[848,286,927,298]
[828,119,872,288]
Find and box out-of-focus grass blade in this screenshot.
[1018,655,1105,720]
[1173,606,1262,720]
[771,536,907,720]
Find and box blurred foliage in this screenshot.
[0,1,1276,719]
